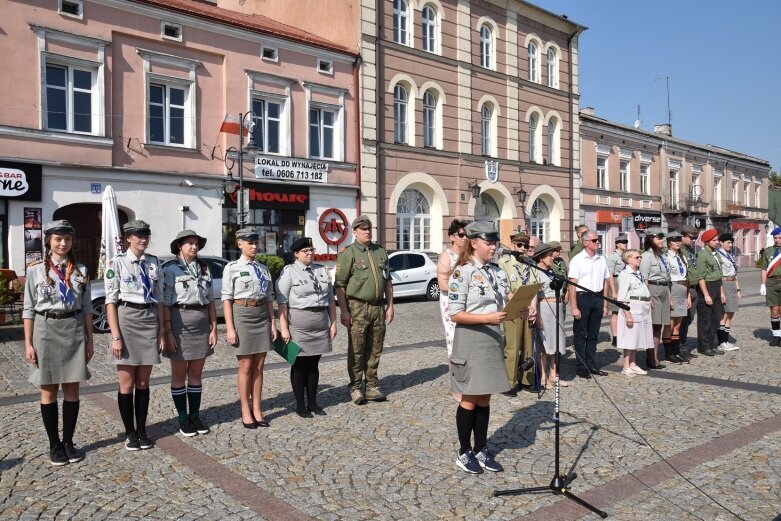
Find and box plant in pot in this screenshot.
[0,279,19,325]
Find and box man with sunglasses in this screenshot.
[607,235,629,347]
[568,230,611,378]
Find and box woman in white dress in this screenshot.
[437,219,467,402]
[616,249,652,377]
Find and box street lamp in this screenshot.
[514,185,527,205]
[467,180,482,199]
[222,112,257,227]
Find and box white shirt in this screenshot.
[568,249,610,292]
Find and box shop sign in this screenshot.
[319,208,349,246]
[0,161,42,201]
[254,155,328,184]
[731,221,760,231]
[632,212,662,231]
[225,181,309,211]
[595,210,631,224]
[688,216,707,229]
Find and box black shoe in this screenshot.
[50,443,69,466]
[667,355,683,364]
[684,351,698,359]
[587,366,608,376]
[308,406,327,416]
[179,419,198,437]
[611,337,617,347]
[712,348,725,355]
[576,369,592,379]
[501,389,519,397]
[770,337,781,347]
[699,349,715,357]
[253,414,270,428]
[63,441,84,463]
[124,432,141,451]
[296,407,314,419]
[138,432,154,449]
[647,363,666,370]
[191,417,210,435]
[242,419,258,429]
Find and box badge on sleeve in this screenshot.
[448,282,459,292]
[106,269,115,279]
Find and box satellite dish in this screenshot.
[634,119,641,129]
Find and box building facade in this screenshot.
[580,110,771,266]
[0,0,359,275]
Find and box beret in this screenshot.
[291,237,313,252]
[700,229,719,243]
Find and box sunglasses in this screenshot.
[587,238,601,243]
[616,240,628,244]
[515,243,530,248]
[455,232,467,238]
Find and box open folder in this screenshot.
[503,283,543,318]
[272,337,301,365]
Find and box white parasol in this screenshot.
[97,185,124,279]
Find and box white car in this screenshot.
[388,250,440,301]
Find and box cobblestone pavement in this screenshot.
[1,269,779,520]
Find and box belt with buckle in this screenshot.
[647,280,669,286]
[300,306,327,312]
[629,296,650,302]
[119,301,153,310]
[36,310,81,319]
[174,303,208,310]
[349,297,383,306]
[234,298,264,307]
[723,276,737,281]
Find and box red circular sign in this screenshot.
[319,208,349,246]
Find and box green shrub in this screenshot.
[255,254,285,280]
[0,279,17,307]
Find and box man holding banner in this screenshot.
[759,227,781,346]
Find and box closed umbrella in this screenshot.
[97,185,124,279]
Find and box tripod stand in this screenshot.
[493,257,627,519]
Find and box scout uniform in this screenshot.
[615,263,653,351]
[666,234,690,319]
[335,215,390,401]
[759,226,781,345]
[606,234,628,317]
[221,227,274,355]
[549,241,569,298]
[639,228,671,327]
[23,220,92,465]
[694,229,724,355]
[276,237,335,417]
[679,225,699,350]
[497,232,534,390]
[716,233,741,351]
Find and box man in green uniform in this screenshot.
[679,225,699,357]
[570,224,588,258]
[497,232,536,395]
[759,227,781,346]
[335,215,394,404]
[695,228,725,356]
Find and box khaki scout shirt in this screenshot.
[22,260,93,320]
[681,245,698,286]
[606,250,626,277]
[497,253,530,293]
[759,246,781,282]
[448,259,509,316]
[715,249,738,278]
[162,258,213,307]
[105,251,163,305]
[334,242,389,302]
[666,251,688,282]
[276,261,333,309]
[640,251,671,283]
[616,268,650,301]
[695,247,722,282]
[221,258,273,301]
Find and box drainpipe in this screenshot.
[375,0,386,246]
[567,27,582,245]
[353,54,362,217]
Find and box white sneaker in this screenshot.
[629,365,647,375]
[722,342,740,351]
[621,368,636,377]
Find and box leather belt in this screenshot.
[36,310,81,319]
[672,280,688,286]
[174,303,207,310]
[234,298,264,307]
[647,280,670,286]
[629,296,650,302]
[300,306,327,312]
[120,301,153,310]
[723,276,737,281]
[349,297,383,306]
[541,297,562,302]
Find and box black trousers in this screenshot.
[573,292,602,369]
[696,281,724,352]
[680,287,698,345]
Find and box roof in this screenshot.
[130,0,358,57]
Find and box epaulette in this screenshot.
[338,246,347,253]
[28,259,44,267]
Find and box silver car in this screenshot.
[388,250,440,301]
[90,255,229,333]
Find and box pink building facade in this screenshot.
[0,0,359,275]
[580,111,771,266]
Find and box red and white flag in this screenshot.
[220,114,248,136]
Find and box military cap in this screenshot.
[700,229,719,243]
[170,229,207,255]
[644,227,665,238]
[719,232,734,242]
[510,231,530,244]
[667,232,683,241]
[43,219,76,236]
[772,227,781,236]
[235,227,259,241]
[533,242,556,260]
[680,225,698,237]
[291,237,313,252]
[548,240,562,249]
[352,215,372,230]
[465,220,500,241]
[123,219,151,236]
[615,234,628,243]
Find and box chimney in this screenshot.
[581,107,595,116]
[654,124,672,136]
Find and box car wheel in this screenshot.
[426,280,440,301]
[92,297,110,333]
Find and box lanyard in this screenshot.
[48,260,74,306]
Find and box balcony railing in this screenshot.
[709,199,746,217]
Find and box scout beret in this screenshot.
[43,219,76,236]
[352,215,372,230]
[291,237,313,252]
[719,233,734,242]
[533,242,556,260]
[170,229,207,255]
[548,240,562,249]
[510,232,530,243]
[235,227,259,241]
[700,229,719,243]
[615,234,628,243]
[123,220,151,236]
[466,220,500,241]
[667,232,683,241]
[772,227,781,236]
[680,225,698,237]
[644,227,665,238]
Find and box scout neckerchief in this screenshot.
[48,258,74,306]
[768,246,781,278]
[716,249,737,274]
[673,254,685,275]
[483,264,506,309]
[306,266,322,295]
[631,268,644,284]
[657,253,670,275]
[512,259,530,285]
[138,259,157,302]
[251,261,269,295]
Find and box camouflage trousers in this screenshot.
[503,318,535,387]
[347,300,386,391]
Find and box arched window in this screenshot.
[422,5,437,53]
[393,85,408,144]
[547,117,557,165]
[481,104,492,156]
[529,114,538,162]
[423,90,436,148]
[529,198,550,243]
[396,188,431,250]
[528,42,538,82]
[393,0,409,45]
[547,47,558,88]
[480,25,492,69]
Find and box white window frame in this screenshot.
[691,173,700,198]
[251,94,288,155]
[480,25,493,69]
[528,41,539,83]
[546,47,558,88]
[393,84,408,144]
[669,170,679,207]
[393,0,410,46]
[529,198,551,243]
[545,114,561,166]
[396,188,431,250]
[43,59,100,135]
[147,81,191,147]
[639,158,650,195]
[743,182,749,206]
[481,104,491,156]
[529,113,540,163]
[261,45,279,62]
[161,21,182,42]
[421,4,438,54]
[755,181,761,207]
[423,90,437,148]
[597,156,608,189]
[308,104,341,161]
[59,0,83,19]
[732,180,739,204]
[619,160,629,192]
[714,173,723,211]
[317,58,333,75]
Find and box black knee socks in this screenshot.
[117,392,135,435]
[134,388,150,435]
[717,326,727,345]
[171,386,187,424]
[291,359,308,411]
[62,400,79,444]
[473,405,490,454]
[186,385,202,421]
[456,405,476,455]
[41,402,60,449]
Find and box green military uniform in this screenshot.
[497,252,535,388]
[570,241,584,259]
[335,216,390,398]
[695,231,724,355]
[759,246,781,306]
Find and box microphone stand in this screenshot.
[493,256,628,519]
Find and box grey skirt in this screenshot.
[29,313,91,387]
[164,306,213,361]
[723,280,740,313]
[232,304,271,356]
[536,301,566,355]
[450,324,510,395]
[289,307,332,356]
[617,300,653,350]
[649,284,671,326]
[111,305,161,366]
[670,283,689,318]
